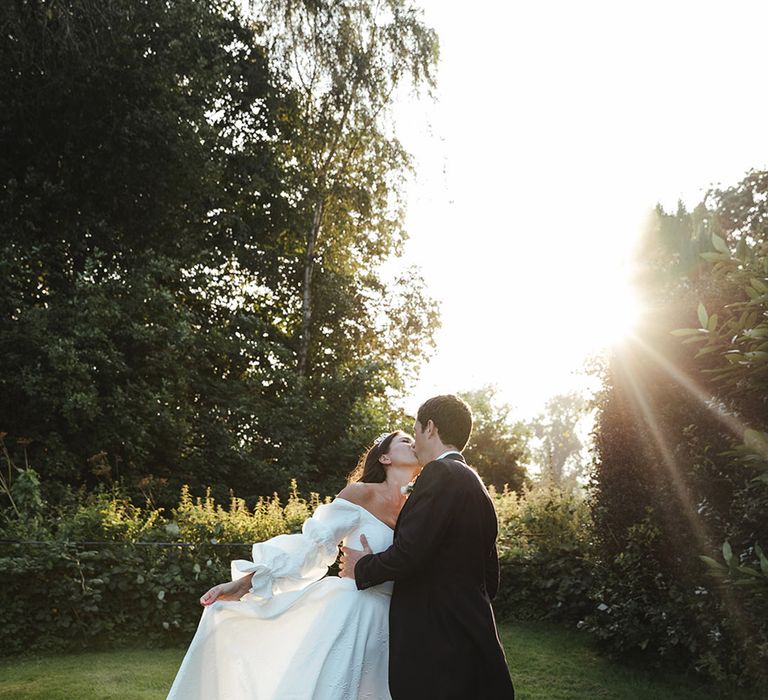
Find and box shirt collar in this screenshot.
[436,450,463,461]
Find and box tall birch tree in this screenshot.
[252,0,439,376]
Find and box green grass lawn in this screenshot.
[499,623,748,700]
[0,647,181,700]
[0,622,753,699]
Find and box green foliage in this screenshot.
[0,481,316,655]
[493,485,593,623]
[1,0,290,499]
[582,515,727,675]
[253,0,439,376]
[588,170,768,684]
[673,226,768,415]
[700,540,768,600]
[0,473,596,655]
[460,386,530,492]
[680,173,768,677]
[0,0,439,503]
[172,481,320,545]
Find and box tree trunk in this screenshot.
[297,200,324,376]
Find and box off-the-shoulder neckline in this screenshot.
[334,497,395,532]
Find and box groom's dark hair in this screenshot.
[417,395,472,450]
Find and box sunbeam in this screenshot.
[615,339,756,652]
[615,351,712,553]
[629,335,750,440]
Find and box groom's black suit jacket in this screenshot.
[355,453,515,700]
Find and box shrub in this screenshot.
[582,515,720,663]
[493,484,593,623]
[0,465,600,653]
[0,478,317,654]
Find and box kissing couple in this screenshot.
[167,394,515,699]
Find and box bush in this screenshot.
[1,463,602,654]
[582,515,718,663]
[493,484,593,623]
[0,479,317,654]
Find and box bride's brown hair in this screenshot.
[347,431,401,484]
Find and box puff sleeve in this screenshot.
[230,498,360,599]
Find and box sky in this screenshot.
[393,0,768,419]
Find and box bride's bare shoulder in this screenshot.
[336,481,377,507]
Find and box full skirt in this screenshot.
[166,576,392,700]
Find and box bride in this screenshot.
[166,431,420,700]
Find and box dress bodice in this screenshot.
[338,499,394,553]
[339,499,394,596]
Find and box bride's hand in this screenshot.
[200,576,251,606]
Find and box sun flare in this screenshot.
[583,274,644,351]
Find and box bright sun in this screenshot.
[396,1,768,418]
[581,271,644,351]
[406,245,645,419]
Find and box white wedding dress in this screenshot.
[166,498,394,700]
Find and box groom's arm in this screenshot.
[485,542,500,600]
[354,461,460,590]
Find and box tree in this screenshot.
[528,391,589,490]
[0,0,439,504]
[672,171,768,612]
[586,171,768,681]
[1,0,290,498]
[460,386,530,492]
[252,0,439,376]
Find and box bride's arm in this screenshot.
[199,573,253,606]
[228,498,361,600]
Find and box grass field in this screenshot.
[0,622,753,699]
[498,623,748,700]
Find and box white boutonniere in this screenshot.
[400,478,417,496]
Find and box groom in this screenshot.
[340,394,515,699]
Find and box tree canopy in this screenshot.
[461,386,529,492]
[0,0,439,504]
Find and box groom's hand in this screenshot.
[339,534,372,579]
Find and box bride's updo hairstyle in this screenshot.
[347,431,401,484]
